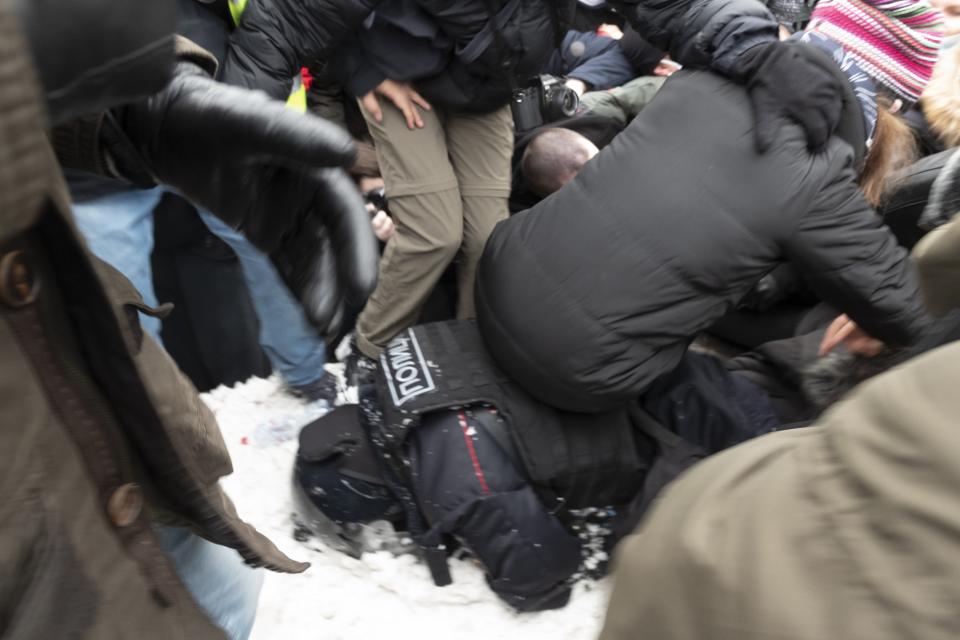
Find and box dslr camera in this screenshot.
[510,75,580,132]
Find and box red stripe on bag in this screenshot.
[458,411,491,495]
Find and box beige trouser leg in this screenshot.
[445,105,513,319]
[355,100,463,358]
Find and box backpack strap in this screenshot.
[459,0,524,67]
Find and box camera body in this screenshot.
[511,75,580,132]
[363,187,389,214]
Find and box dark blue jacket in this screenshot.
[543,30,636,91]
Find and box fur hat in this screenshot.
[802,348,908,412]
[806,0,945,103]
[922,43,960,146]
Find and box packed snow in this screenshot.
[204,366,610,640]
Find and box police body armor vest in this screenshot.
[372,320,653,514]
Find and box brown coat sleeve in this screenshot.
[50,36,217,180]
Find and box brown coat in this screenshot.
[600,341,960,640]
[914,213,960,316]
[0,9,304,639]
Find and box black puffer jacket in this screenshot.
[475,43,929,413]
[610,0,779,74]
[210,0,379,99]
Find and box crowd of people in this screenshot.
[2,0,960,638]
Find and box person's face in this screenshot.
[931,0,960,36]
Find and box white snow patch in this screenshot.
[204,367,610,640]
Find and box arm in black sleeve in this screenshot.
[619,24,665,76]
[176,0,230,64]
[610,0,842,152]
[783,155,931,347]
[608,0,778,72]
[335,41,386,99]
[222,0,381,99]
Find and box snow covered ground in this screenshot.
[204,368,610,640]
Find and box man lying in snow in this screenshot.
[293,320,784,611]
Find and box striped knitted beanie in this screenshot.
[806,0,945,103]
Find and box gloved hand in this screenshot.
[110,60,356,253]
[271,169,379,346]
[731,42,843,153]
[108,60,379,339]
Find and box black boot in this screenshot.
[344,338,378,388]
[289,372,340,406]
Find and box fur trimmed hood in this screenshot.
[923,44,960,148]
[801,349,908,412]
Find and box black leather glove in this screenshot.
[732,42,843,153]
[110,60,357,253]
[108,60,379,340]
[271,169,378,346]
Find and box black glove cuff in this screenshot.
[99,109,158,188]
[50,113,111,176]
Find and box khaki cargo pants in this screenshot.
[356,101,513,358]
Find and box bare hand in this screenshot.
[370,209,395,242]
[597,24,623,39]
[360,79,432,130]
[653,57,682,78]
[818,314,885,357]
[564,78,588,97]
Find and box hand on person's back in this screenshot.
[731,42,844,153]
[819,314,885,357]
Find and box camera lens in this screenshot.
[543,85,579,122]
[559,89,579,117]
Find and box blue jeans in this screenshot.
[198,211,328,387]
[154,526,264,640]
[72,187,165,341]
[70,186,328,387]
